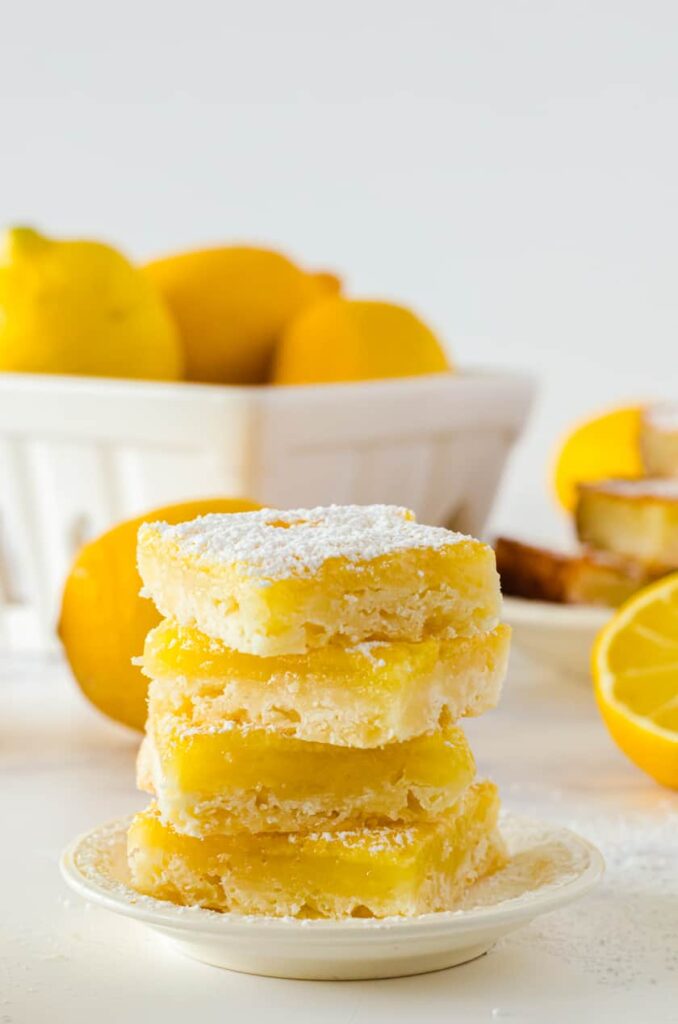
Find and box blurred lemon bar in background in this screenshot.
[137,505,501,656]
[142,619,510,747]
[127,781,503,918]
[136,718,476,835]
[496,536,654,607]
[641,404,678,478]
[576,479,678,572]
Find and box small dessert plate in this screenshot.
[503,595,612,682]
[60,813,604,981]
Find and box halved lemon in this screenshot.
[592,573,678,788]
[552,405,644,512]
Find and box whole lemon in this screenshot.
[552,406,644,512]
[0,227,183,380]
[272,297,452,385]
[145,246,340,384]
[58,497,260,731]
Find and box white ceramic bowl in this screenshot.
[503,596,612,682]
[0,369,533,649]
[61,813,603,981]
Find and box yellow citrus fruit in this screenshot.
[58,497,260,731]
[0,226,183,380]
[145,246,340,384]
[592,572,678,788]
[552,405,645,512]
[272,297,452,385]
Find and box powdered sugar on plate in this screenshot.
[62,812,601,927]
[498,791,678,989]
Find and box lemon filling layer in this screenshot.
[127,781,504,918]
[138,716,477,835]
[143,620,510,747]
[137,506,501,656]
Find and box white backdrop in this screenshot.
[2,0,677,542]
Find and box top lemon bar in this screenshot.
[138,505,501,656]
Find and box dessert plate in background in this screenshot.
[503,596,611,682]
[61,813,603,981]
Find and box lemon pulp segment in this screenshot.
[593,572,678,788]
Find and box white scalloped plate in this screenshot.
[503,595,612,681]
[60,813,604,980]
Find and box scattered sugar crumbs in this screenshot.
[497,803,678,989]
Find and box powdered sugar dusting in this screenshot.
[141,505,471,580]
[498,802,678,989]
[582,477,678,500]
[352,641,389,668]
[645,401,678,432]
[286,821,420,852]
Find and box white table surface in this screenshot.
[2,652,677,1024]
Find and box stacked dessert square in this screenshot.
[128,505,510,918]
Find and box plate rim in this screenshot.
[503,595,612,631]
[60,812,605,939]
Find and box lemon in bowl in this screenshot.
[272,297,452,385]
[145,245,340,384]
[0,227,183,381]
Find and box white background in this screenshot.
[2,0,678,538]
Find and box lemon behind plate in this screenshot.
[59,497,260,731]
[551,405,644,512]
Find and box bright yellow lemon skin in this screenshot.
[145,246,340,384]
[58,497,260,731]
[552,405,645,512]
[0,227,183,380]
[272,297,452,385]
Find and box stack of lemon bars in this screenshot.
[128,505,511,919]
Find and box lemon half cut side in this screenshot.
[593,572,678,789]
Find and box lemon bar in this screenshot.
[142,619,509,747]
[496,536,653,607]
[137,505,501,656]
[641,404,678,477]
[137,713,477,835]
[576,479,678,572]
[127,781,504,918]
